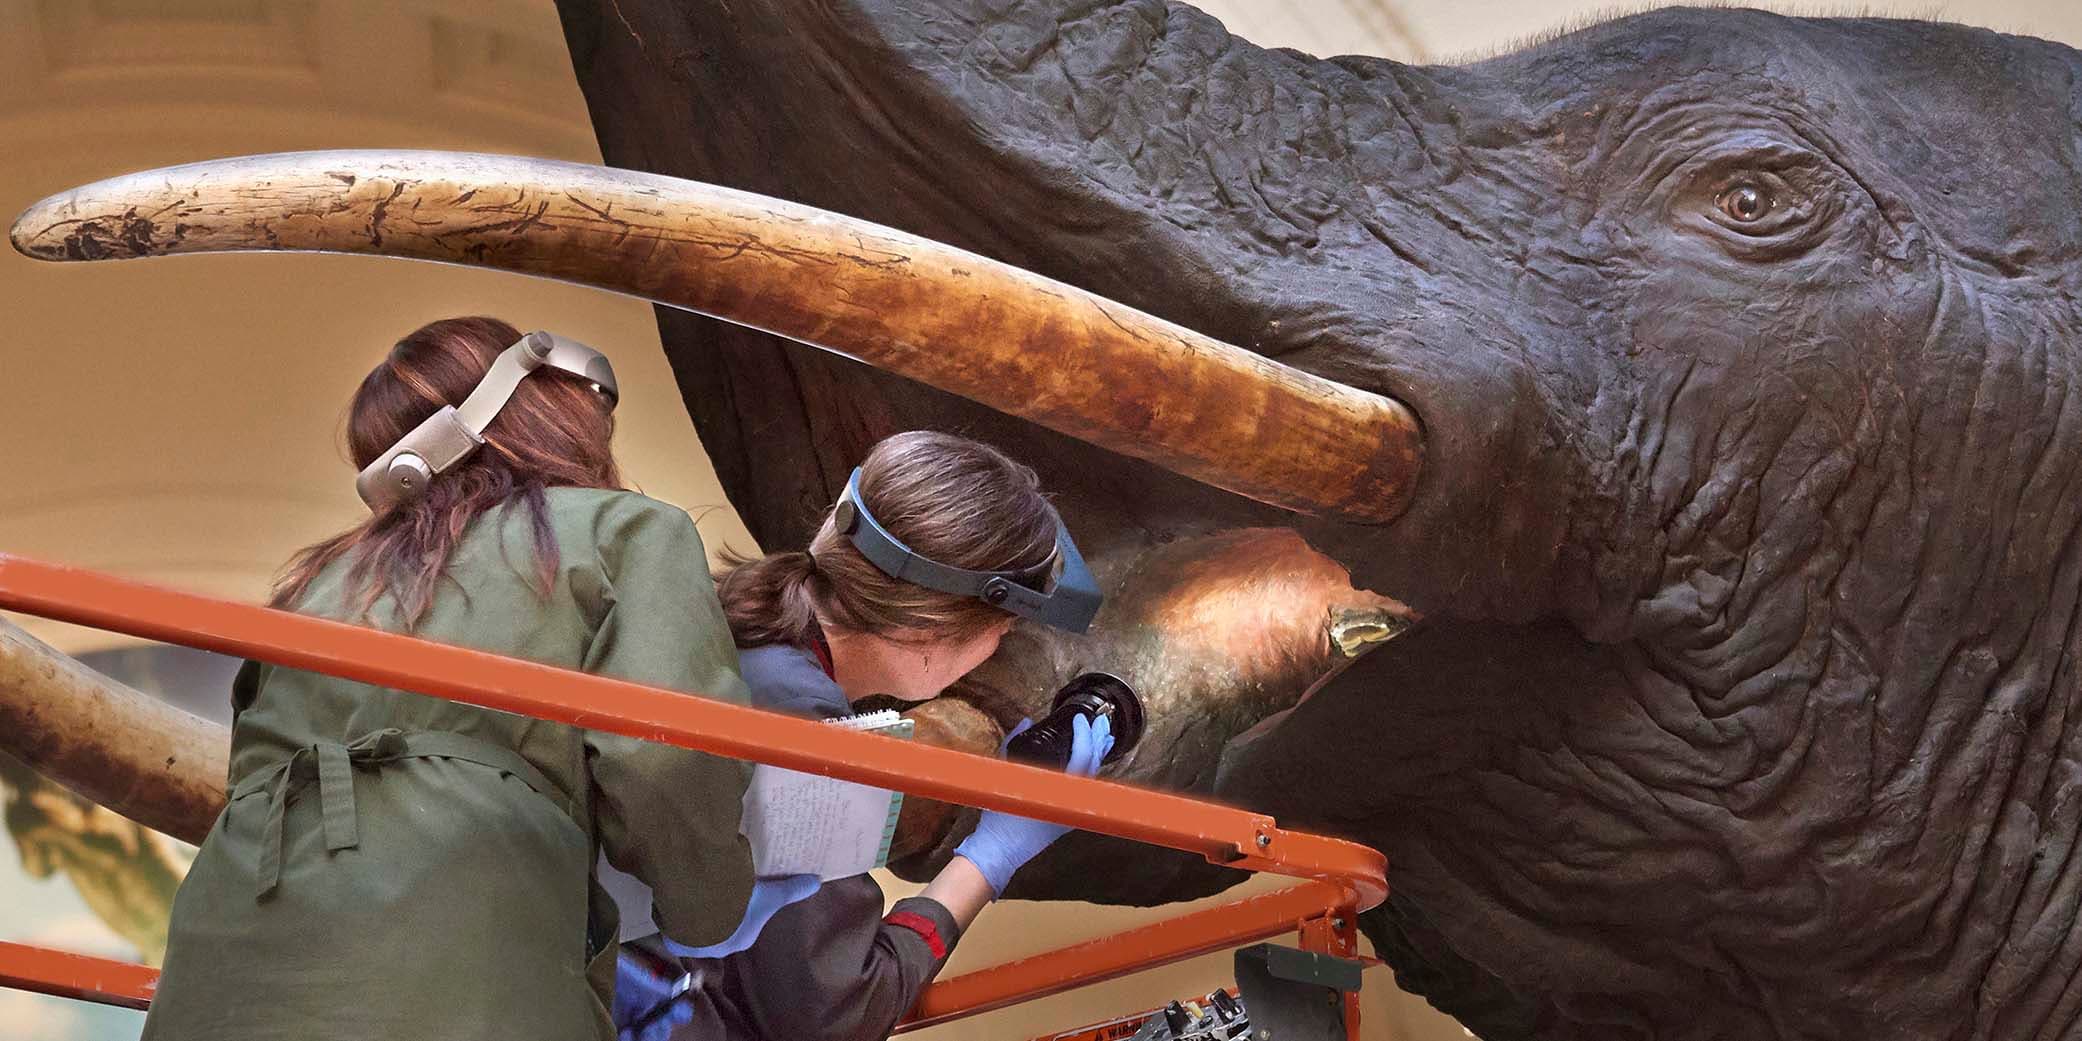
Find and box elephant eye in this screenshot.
[1675,151,1836,252]
[1716,183,1771,223]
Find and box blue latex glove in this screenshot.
[613,950,693,1041]
[662,873,821,959]
[955,712,1114,896]
[621,996,694,1041]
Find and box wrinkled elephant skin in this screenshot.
[553,3,2082,1038]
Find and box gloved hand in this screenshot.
[955,712,1113,896]
[613,948,693,1041]
[662,873,822,960]
[621,996,694,1041]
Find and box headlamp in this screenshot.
[832,468,1103,633]
[354,330,618,511]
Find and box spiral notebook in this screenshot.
[740,710,913,881]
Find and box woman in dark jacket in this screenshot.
[615,430,1113,1041]
[142,317,763,1041]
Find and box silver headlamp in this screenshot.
[355,330,618,511]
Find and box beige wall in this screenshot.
[6,1,2081,1039]
[0,0,756,657]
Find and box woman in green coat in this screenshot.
[141,316,758,1040]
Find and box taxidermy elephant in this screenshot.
[10,2,2082,1038]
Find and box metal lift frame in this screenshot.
[0,554,1384,1037]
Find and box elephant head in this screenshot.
[552,4,2082,1038]
[12,2,2082,1038]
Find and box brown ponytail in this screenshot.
[716,431,1061,648]
[716,550,827,648]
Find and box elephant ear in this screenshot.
[552,0,1459,551]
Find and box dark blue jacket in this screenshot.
[660,642,963,1041]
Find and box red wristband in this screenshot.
[884,910,948,960]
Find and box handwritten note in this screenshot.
[740,712,912,881]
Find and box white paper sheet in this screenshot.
[740,711,911,880]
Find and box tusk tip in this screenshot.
[10,191,156,263]
[8,206,49,260]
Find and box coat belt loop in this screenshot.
[316,741,357,853]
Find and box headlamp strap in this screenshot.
[832,468,1102,634]
[453,332,552,435]
[831,474,1006,598]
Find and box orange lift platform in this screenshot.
[0,553,1387,1040]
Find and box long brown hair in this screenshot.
[272,316,622,625]
[718,432,1061,648]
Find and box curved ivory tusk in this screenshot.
[0,619,228,845]
[10,151,1422,523]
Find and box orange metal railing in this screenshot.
[0,940,156,1010]
[0,553,1384,1032]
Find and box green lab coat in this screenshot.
[139,488,755,1041]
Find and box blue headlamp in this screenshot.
[831,468,1103,634]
